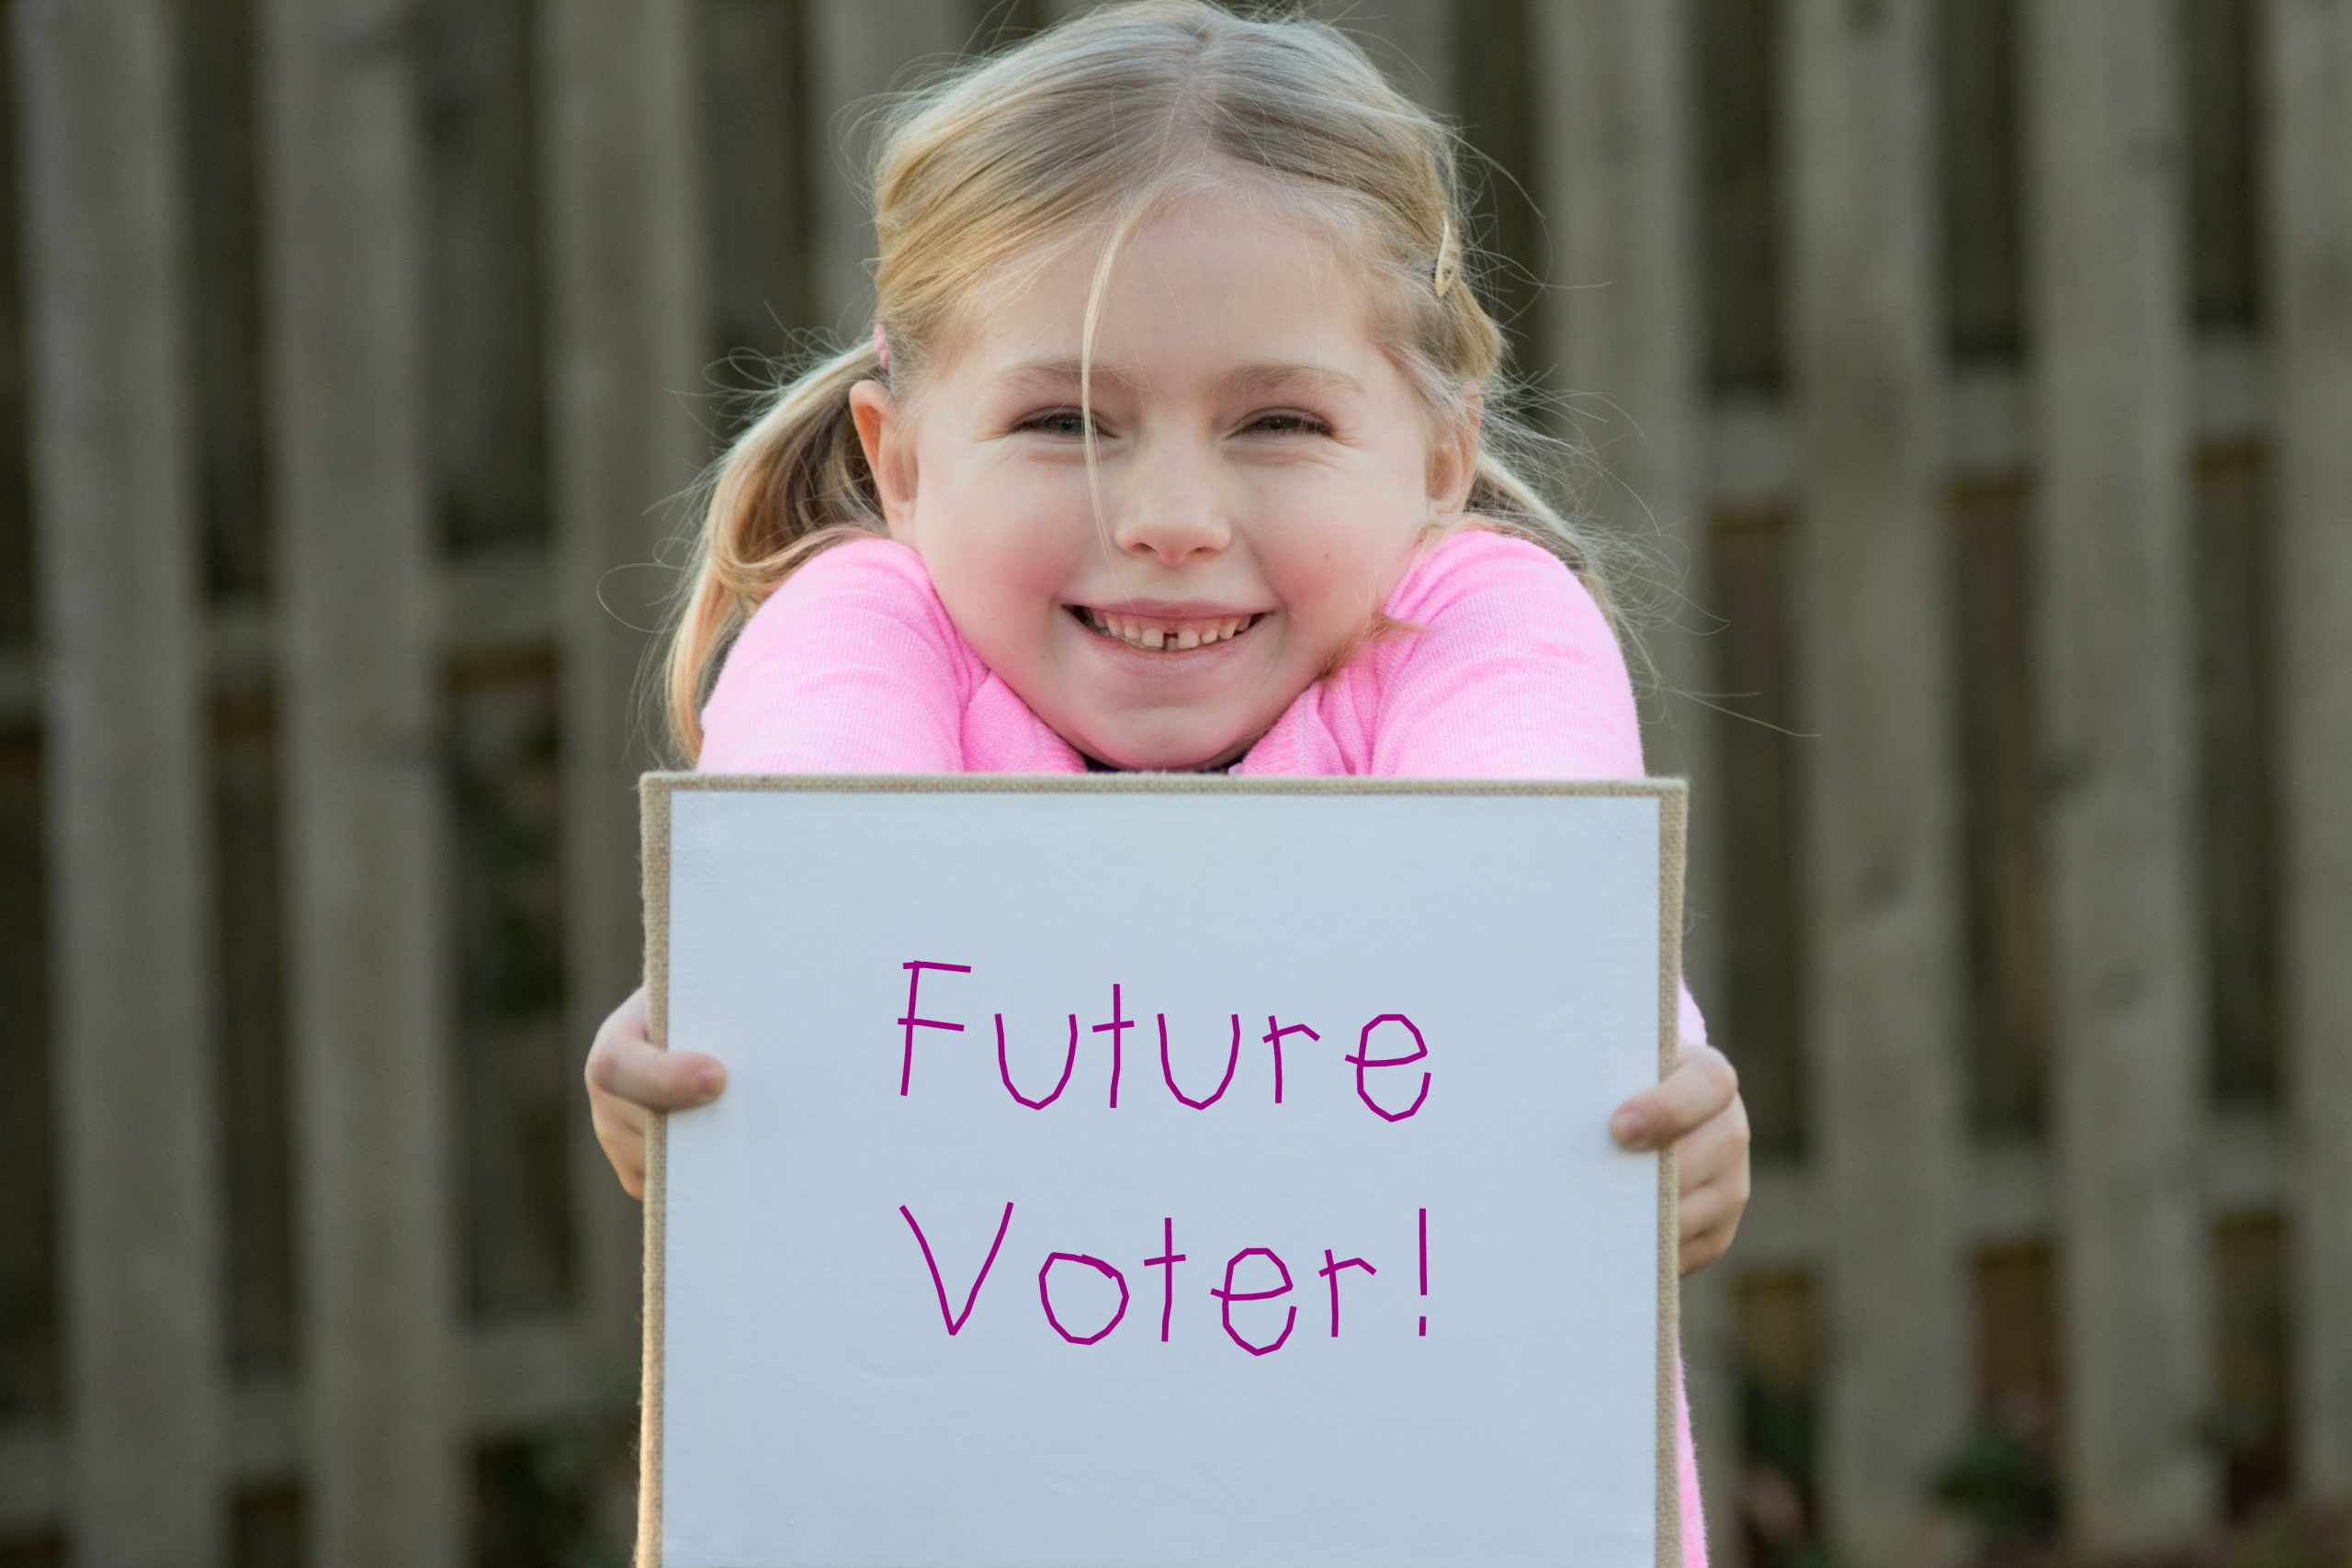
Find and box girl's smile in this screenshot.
[849,175,1477,773]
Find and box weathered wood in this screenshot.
[2024,0,2219,1546]
[1534,3,1742,1555]
[806,0,972,333]
[1784,1,1972,1561]
[537,0,715,1367]
[12,2,227,1562]
[2265,0,2352,1506]
[258,0,463,1558]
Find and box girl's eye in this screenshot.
[1016,410,1098,437]
[1013,410,1330,437]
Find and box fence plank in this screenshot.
[13,3,227,1560]
[1784,2,1973,1560]
[538,0,714,1371]
[2266,0,2352,1506]
[807,0,971,333]
[1533,3,1743,1558]
[2024,1,2218,1547]
[259,0,463,1558]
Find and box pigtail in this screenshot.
[662,339,888,763]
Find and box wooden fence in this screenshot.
[0,1,2344,1564]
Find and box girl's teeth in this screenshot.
[1081,608,1261,649]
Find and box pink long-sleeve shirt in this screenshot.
[698,522,1712,1563]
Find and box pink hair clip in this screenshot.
[872,321,891,373]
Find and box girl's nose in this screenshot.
[1111,444,1231,564]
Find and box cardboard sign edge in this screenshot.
[634,771,1691,1568]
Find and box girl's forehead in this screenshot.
[930,187,1390,387]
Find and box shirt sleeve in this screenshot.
[1371,528,1647,781]
[695,536,967,773]
[1677,1351,1710,1566]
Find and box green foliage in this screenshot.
[1935,1416,2060,1551]
[472,1376,641,1568]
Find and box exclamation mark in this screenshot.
[1417,1206,1429,1337]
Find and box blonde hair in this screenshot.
[660,0,1651,763]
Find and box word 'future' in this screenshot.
[892,961,1436,1352]
[896,960,1432,1119]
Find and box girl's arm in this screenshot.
[696,535,968,773]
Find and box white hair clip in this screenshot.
[1432,217,1458,299]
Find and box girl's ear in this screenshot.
[1428,384,1484,518]
[849,378,919,544]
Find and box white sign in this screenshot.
[640,775,1685,1568]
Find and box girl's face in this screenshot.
[850,182,1477,771]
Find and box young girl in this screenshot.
[586,2,1747,1557]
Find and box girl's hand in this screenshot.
[584,983,729,1200]
[1611,1040,1749,1276]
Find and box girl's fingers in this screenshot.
[1678,1179,1746,1275]
[1678,1177,1744,1247]
[588,1039,728,1111]
[583,983,725,1200]
[1680,1225,1735,1277]
[1673,1100,1752,1200]
[1611,1040,1739,1150]
[593,1110,647,1201]
[585,985,729,1111]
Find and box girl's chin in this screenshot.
[1074,723,1254,773]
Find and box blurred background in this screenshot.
[1,0,2345,1563]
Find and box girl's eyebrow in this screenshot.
[989,356,1366,398]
